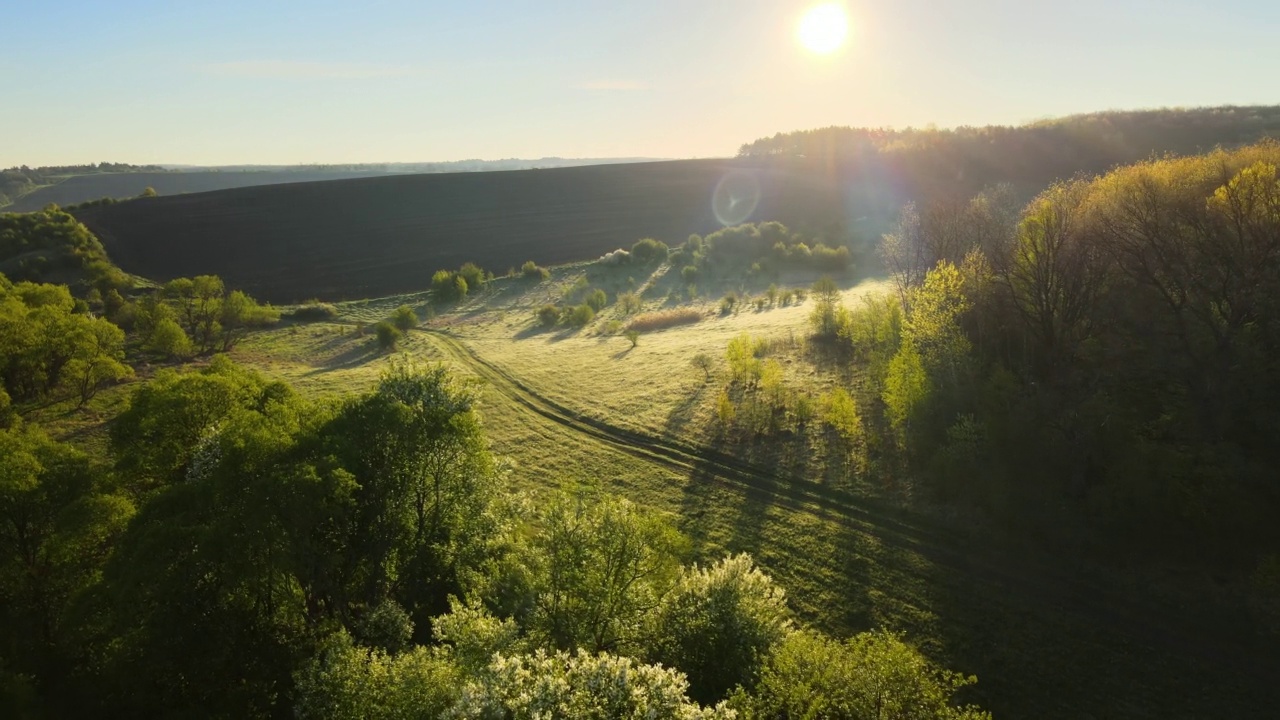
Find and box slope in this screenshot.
[71,159,852,303]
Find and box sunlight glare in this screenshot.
[797,3,849,55]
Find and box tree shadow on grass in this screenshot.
[302,340,381,376]
[663,379,709,437]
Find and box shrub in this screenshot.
[391,304,418,331]
[521,260,550,281]
[765,284,779,306]
[375,321,401,350]
[648,554,790,704]
[536,304,560,328]
[691,353,715,380]
[617,291,642,315]
[719,292,739,315]
[290,302,338,322]
[792,392,816,427]
[716,390,736,425]
[566,304,595,327]
[598,248,631,265]
[681,265,699,283]
[744,630,990,720]
[821,388,861,442]
[631,237,669,264]
[626,308,702,333]
[458,262,488,290]
[432,270,459,300]
[625,329,640,348]
[146,318,193,360]
[585,288,608,312]
[811,242,851,271]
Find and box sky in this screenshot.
[4,0,1279,167]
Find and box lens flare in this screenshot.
[713,171,762,226]
[797,3,849,55]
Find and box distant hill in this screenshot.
[738,105,1280,199]
[69,106,1280,303]
[71,160,850,303]
[5,158,661,212]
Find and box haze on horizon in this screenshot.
[5,0,1278,168]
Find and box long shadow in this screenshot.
[302,340,380,375]
[514,324,554,340]
[663,381,708,437]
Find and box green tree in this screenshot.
[691,353,715,381]
[535,304,560,328]
[566,304,594,327]
[62,314,132,405]
[375,321,401,350]
[648,554,790,704]
[218,289,279,351]
[451,649,731,719]
[145,318,193,360]
[294,630,460,720]
[525,492,684,653]
[809,276,842,338]
[0,425,134,711]
[391,304,418,331]
[624,329,640,348]
[743,630,990,720]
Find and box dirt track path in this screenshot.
[417,327,1279,690]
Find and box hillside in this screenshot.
[72,159,851,303]
[70,107,1280,304]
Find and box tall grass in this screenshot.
[626,308,702,333]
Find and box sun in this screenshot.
[797,3,849,55]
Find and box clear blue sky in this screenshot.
[4,0,1278,166]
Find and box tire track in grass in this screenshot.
[417,327,1279,693]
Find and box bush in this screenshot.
[566,304,595,327]
[432,270,461,301]
[375,321,401,350]
[458,262,488,290]
[617,291,642,315]
[626,309,702,333]
[585,288,608,312]
[631,238,669,264]
[744,630,990,719]
[720,292,739,315]
[648,554,790,703]
[391,304,418,331]
[146,318,193,360]
[521,260,550,281]
[691,353,715,380]
[624,330,640,348]
[290,302,339,322]
[536,304,561,328]
[598,248,631,265]
[681,265,699,283]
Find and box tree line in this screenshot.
[738,106,1280,204]
[794,142,1280,570]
